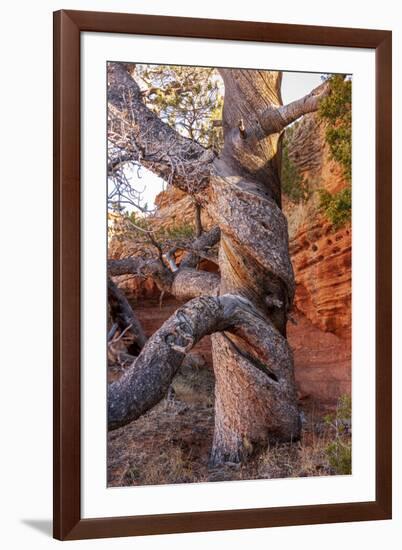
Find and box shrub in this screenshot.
[324,394,352,475]
[318,75,352,182]
[318,187,351,229]
[161,223,195,240]
[123,212,195,242]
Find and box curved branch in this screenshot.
[108,62,215,193]
[108,295,230,429]
[108,278,147,354]
[108,293,296,430]
[108,256,220,300]
[260,79,331,135]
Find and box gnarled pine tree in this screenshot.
[107,63,330,465]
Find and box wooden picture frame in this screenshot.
[53,9,392,540]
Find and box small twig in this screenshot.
[159,290,165,309]
[107,323,119,342]
[163,251,179,272]
[147,232,164,261]
[109,323,133,345]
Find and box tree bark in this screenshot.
[107,64,331,465]
[108,294,232,429]
[204,69,300,464]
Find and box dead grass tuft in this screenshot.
[108,361,351,487]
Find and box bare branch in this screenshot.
[109,254,220,300]
[108,257,174,294]
[194,202,203,237]
[107,323,119,342]
[108,62,216,194]
[260,79,331,135]
[162,251,179,273]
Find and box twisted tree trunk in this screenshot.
[206,70,300,464]
[107,63,330,465]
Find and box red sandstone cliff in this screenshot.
[283,113,351,339]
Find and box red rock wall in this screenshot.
[284,113,351,340]
[290,221,351,339]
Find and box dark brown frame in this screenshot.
[53,9,392,541]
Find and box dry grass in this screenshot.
[124,446,194,485]
[108,360,351,487]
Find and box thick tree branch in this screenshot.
[108,62,215,193]
[260,79,331,135]
[108,257,145,277]
[108,293,296,430]
[171,268,219,300]
[108,254,220,300]
[108,295,229,429]
[108,257,174,293]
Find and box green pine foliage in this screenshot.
[317,75,352,228]
[318,75,352,182]
[318,187,352,230]
[136,65,224,151]
[125,211,195,242]
[323,394,352,475]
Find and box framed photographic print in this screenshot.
[53,10,392,540]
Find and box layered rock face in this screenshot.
[151,187,214,233]
[290,220,351,339]
[284,113,351,339]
